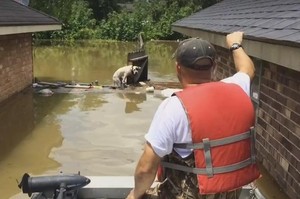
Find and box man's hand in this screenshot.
[225,31,255,80]
[125,142,161,199]
[226,31,244,48]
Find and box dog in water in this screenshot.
[112,65,141,88]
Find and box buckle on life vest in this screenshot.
[203,138,213,178]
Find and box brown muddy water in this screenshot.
[1,40,289,199]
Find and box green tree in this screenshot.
[86,0,121,21]
[66,0,97,40]
[29,0,221,41]
[97,0,203,41]
[30,0,96,40]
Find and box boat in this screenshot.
[78,176,265,199]
[17,173,265,199]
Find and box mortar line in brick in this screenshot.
[256,127,300,189]
[260,75,300,103]
[266,67,300,86]
[260,87,300,128]
[256,111,300,161]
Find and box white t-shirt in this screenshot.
[145,72,251,158]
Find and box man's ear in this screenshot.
[210,64,217,80]
[176,62,181,74]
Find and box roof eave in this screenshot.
[0,24,62,36]
[172,26,300,72]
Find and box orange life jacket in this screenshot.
[160,82,260,194]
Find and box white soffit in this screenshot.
[0,24,62,36]
[172,27,300,72]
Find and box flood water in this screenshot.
[1,40,289,199]
[1,40,179,199]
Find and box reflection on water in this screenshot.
[2,40,178,198]
[33,40,179,85]
[116,92,147,113]
[50,92,161,177]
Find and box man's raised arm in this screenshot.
[226,31,255,80]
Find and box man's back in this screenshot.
[175,81,260,194]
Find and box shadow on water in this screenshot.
[2,89,111,199]
[0,88,33,162]
[0,88,62,198]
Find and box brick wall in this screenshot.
[0,33,33,103]
[214,45,300,199]
[257,62,300,199]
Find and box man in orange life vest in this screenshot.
[126,31,260,199]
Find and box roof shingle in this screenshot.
[0,0,61,26]
[172,0,300,46]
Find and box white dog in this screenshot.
[112,65,141,88]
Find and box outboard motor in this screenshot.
[18,172,90,199]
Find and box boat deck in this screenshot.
[13,175,264,199]
[77,176,261,199]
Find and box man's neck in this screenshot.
[183,79,211,88]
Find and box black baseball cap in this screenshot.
[174,38,216,70]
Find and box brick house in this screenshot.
[172,0,300,198]
[0,0,61,103]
